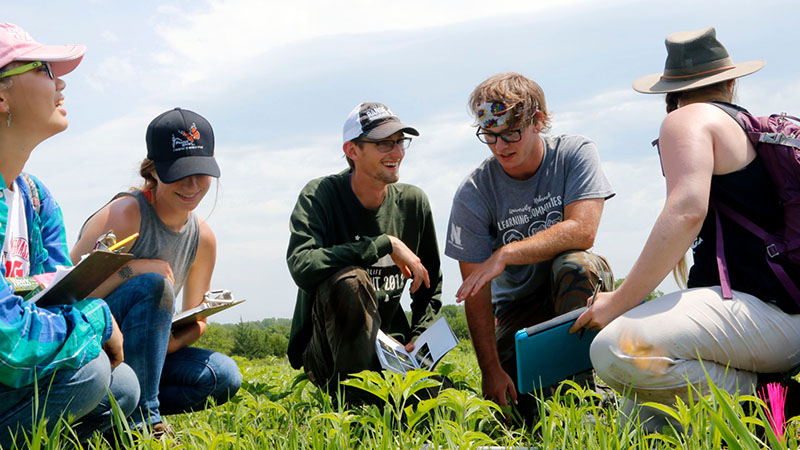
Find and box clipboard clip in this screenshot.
[204,289,234,304]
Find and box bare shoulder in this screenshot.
[72,194,143,261]
[196,219,217,255]
[84,195,142,238]
[661,103,735,135]
[107,195,142,225]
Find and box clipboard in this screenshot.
[172,299,246,329]
[32,251,133,307]
[514,306,598,394]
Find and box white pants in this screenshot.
[591,287,800,405]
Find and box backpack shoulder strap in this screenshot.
[19,173,40,215]
[707,101,748,122]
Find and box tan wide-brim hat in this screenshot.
[633,27,765,94]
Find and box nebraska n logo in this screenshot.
[450,224,463,249]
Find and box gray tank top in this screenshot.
[113,190,199,295]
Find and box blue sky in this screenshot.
[5,0,800,322]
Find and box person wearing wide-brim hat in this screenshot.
[571,26,800,431]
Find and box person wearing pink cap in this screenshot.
[0,23,139,445]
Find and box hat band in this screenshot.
[660,64,735,80]
[661,56,735,79]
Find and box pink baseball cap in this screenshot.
[0,23,85,77]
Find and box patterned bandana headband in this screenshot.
[475,102,510,128]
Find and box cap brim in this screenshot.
[154,156,220,184]
[633,60,765,94]
[362,121,419,140]
[16,44,86,77]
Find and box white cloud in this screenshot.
[154,0,596,66]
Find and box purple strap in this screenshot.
[712,199,800,306]
[713,207,733,299]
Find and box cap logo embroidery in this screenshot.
[364,105,392,121]
[0,24,32,42]
[171,123,203,152]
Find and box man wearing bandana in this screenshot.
[444,73,615,422]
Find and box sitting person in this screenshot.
[445,72,615,423]
[0,23,139,446]
[71,108,241,435]
[574,27,800,430]
[287,102,444,404]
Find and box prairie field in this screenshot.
[5,340,798,449]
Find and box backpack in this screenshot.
[709,102,800,306]
[20,173,40,214]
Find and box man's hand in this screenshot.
[482,366,518,412]
[456,250,506,302]
[388,235,430,293]
[103,315,124,368]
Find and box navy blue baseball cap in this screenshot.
[145,107,220,183]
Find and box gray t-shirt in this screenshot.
[445,134,614,317]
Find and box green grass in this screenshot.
[3,342,796,449]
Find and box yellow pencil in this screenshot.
[108,233,139,252]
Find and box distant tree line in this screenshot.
[196,305,471,359]
[195,318,292,359]
[195,282,664,360]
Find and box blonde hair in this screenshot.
[469,72,551,132]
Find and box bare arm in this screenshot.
[456,198,604,302]
[167,220,216,354]
[572,104,719,332]
[460,261,517,409]
[71,196,174,298]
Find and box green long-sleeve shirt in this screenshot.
[286,170,443,369]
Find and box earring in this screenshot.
[5,111,10,129]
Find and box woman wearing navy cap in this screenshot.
[72,108,241,437]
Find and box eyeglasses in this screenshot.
[355,137,412,152]
[0,61,53,80]
[475,128,524,144]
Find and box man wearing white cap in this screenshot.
[287,102,443,402]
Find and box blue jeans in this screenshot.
[0,352,139,447]
[74,361,139,439]
[159,346,242,415]
[104,273,173,427]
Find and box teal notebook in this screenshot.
[514,307,598,394]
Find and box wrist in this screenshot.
[493,246,509,267]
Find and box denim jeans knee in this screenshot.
[104,273,174,427]
[158,347,242,415]
[0,352,112,448]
